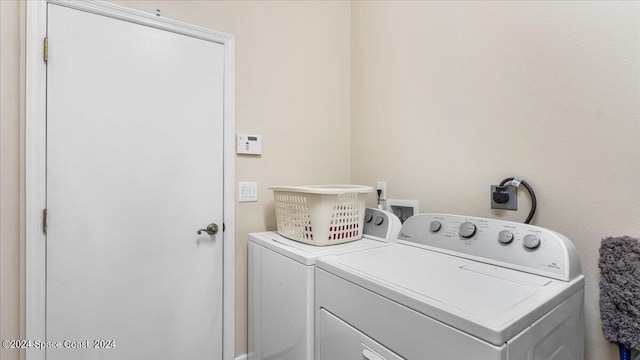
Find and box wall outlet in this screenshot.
[376,181,386,200]
[491,185,517,210]
[386,199,419,224]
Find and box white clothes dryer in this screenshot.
[248,208,401,360]
[316,213,584,360]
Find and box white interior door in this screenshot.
[46,4,224,359]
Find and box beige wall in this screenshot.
[1,1,639,359]
[351,2,639,360]
[0,1,26,360]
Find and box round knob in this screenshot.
[498,230,514,244]
[523,234,541,249]
[374,215,384,225]
[365,214,373,223]
[458,222,477,238]
[429,221,442,233]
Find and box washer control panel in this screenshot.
[397,213,581,281]
[458,222,477,238]
[363,208,402,242]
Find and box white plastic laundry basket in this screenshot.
[270,185,374,246]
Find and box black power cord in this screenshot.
[500,177,537,224]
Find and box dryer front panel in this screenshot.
[249,242,314,360]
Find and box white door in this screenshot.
[46,4,224,359]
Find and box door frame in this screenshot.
[25,1,236,359]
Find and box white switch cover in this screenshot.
[237,134,262,155]
[239,182,258,202]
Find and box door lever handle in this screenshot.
[197,223,219,235]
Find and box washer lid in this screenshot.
[316,243,584,345]
[248,232,391,265]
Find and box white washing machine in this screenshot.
[316,213,585,360]
[248,208,402,360]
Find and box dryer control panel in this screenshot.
[362,208,402,243]
[397,213,582,281]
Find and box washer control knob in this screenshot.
[374,215,384,225]
[365,214,373,223]
[459,222,477,238]
[498,230,514,244]
[429,221,442,233]
[523,234,541,249]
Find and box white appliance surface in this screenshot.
[316,243,581,345]
[249,231,391,265]
[316,213,585,359]
[249,208,401,360]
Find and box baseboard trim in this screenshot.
[235,354,248,360]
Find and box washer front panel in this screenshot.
[315,268,505,359]
[316,243,584,345]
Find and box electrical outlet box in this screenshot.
[491,185,517,210]
[376,181,386,200]
[386,199,419,224]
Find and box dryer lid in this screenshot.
[249,232,391,265]
[316,243,584,345]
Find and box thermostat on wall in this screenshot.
[237,134,262,155]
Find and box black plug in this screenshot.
[491,184,517,210]
[492,186,510,204]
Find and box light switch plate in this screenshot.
[239,182,258,202]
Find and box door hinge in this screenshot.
[43,37,48,62]
[42,209,48,234]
